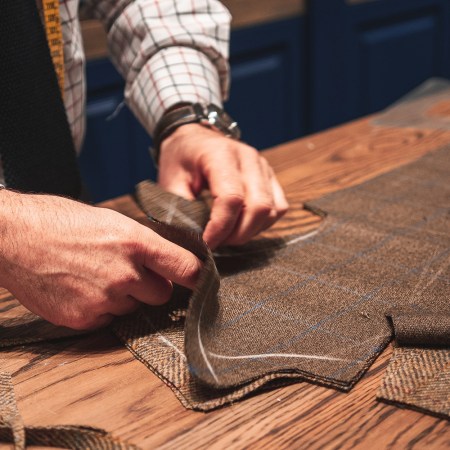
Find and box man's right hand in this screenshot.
[0,190,201,330]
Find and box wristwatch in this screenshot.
[152,103,241,164]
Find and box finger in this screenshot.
[225,153,276,246]
[270,169,289,219]
[137,228,202,290]
[201,151,245,249]
[128,268,173,306]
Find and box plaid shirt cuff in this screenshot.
[125,46,226,136]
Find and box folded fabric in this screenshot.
[387,310,450,347]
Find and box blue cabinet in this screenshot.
[226,17,305,150]
[309,0,450,132]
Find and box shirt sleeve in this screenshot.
[83,0,231,136]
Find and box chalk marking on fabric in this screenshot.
[197,281,220,384]
[207,351,347,362]
[141,314,187,360]
[165,197,177,225]
[213,229,319,258]
[283,230,320,246]
[157,335,186,360]
[173,206,203,233]
[411,252,449,299]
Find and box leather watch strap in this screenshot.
[152,103,240,164]
[152,104,205,163]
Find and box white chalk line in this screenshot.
[157,335,186,360]
[207,351,347,362]
[213,229,319,258]
[197,281,220,383]
[159,195,203,233]
[165,197,177,225]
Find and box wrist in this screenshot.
[152,103,240,164]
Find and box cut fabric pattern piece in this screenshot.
[130,145,450,410]
[0,288,86,348]
[377,348,450,419]
[0,371,139,449]
[135,181,210,232]
[377,306,450,420]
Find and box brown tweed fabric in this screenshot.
[0,290,86,348]
[377,348,450,419]
[135,181,210,231]
[0,372,25,449]
[129,145,450,409]
[1,147,449,415]
[0,371,139,449]
[387,311,450,347]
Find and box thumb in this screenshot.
[138,227,202,290]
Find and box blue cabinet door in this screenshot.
[226,17,305,150]
[309,0,450,132]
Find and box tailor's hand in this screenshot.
[0,190,201,330]
[158,124,289,249]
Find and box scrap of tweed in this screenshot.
[0,371,139,449]
[377,348,450,419]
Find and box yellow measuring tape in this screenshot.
[42,0,65,98]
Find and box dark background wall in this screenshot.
[79,0,450,202]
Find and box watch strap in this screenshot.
[152,104,203,163]
[152,103,240,164]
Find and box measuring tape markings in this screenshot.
[42,0,65,98]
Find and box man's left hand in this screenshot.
[158,123,289,249]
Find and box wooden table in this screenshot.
[2,108,450,449]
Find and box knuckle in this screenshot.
[178,258,201,286]
[117,270,141,288]
[221,193,245,209]
[154,284,173,305]
[250,201,273,218]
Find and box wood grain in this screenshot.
[2,114,450,449]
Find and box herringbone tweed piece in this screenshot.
[377,348,450,419]
[0,371,139,449]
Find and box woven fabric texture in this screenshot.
[0,290,85,349]
[0,371,139,449]
[387,311,450,347]
[129,146,450,409]
[377,348,450,419]
[1,148,449,414]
